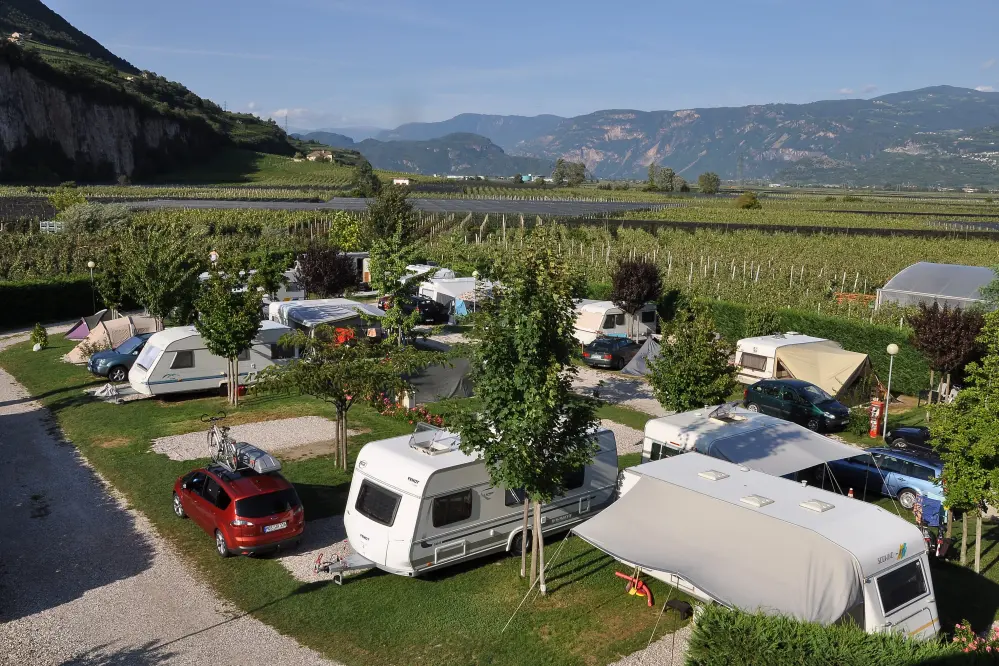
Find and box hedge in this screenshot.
[686,605,976,666]
[706,300,930,396]
[0,277,135,330]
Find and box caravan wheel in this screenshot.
[510,531,533,556]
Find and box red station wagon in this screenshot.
[172,466,305,557]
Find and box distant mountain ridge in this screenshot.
[352,133,553,177]
[292,131,356,149]
[366,87,999,186]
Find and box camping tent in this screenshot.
[404,358,474,404]
[774,341,871,397]
[876,262,996,310]
[65,309,111,340]
[67,316,163,364]
[621,335,661,376]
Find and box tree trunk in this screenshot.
[946,509,953,539]
[520,499,529,578]
[976,511,983,574]
[232,357,239,407]
[961,515,968,566]
[929,369,935,399]
[535,501,547,595]
[341,412,349,471]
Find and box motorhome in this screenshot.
[575,452,940,639]
[342,424,618,577]
[197,269,306,304]
[268,298,384,338]
[129,321,293,396]
[734,333,870,397]
[573,300,657,345]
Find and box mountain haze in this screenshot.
[354,133,553,176]
[292,131,356,148]
[376,113,564,151]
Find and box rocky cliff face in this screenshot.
[0,59,212,181]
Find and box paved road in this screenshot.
[0,331,338,666]
[129,197,664,216]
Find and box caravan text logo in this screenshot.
[877,543,908,565]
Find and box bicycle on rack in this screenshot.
[202,411,239,469]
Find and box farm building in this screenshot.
[876,262,996,310]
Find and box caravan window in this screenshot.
[134,344,161,372]
[877,560,928,615]
[640,310,656,324]
[237,348,251,362]
[602,315,616,329]
[355,480,400,526]
[270,343,296,360]
[432,490,473,527]
[650,441,682,461]
[740,353,768,372]
[171,351,194,369]
[562,466,585,491]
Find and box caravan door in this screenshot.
[873,556,938,639]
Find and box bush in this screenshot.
[30,323,48,349]
[707,300,929,395]
[686,604,968,666]
[735,191,761,209]
[586,281,613,300]
[842,195,863,203]
[0,277,137,329]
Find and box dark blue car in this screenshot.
[826,447,943,510]
[87,333,154,382]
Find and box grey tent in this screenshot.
[621,334,661,376]
[877,262,996,310]
[405,358,474,404]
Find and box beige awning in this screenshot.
[775,342,870,396]
[575,311,605,334]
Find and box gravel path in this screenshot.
[0,330,340,666]
[573,367,671,418]
[600,419,644,455]
[151,416,355,461]
[608,622,692,666]
[275,515,364,583]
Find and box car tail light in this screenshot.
[743,388,748,401]
[293,505,304,515]
[582,352,590,358]
[231,519,255,527]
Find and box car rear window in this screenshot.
[355,480,401,527]
[877,560,928,615]
[234,488,300,518]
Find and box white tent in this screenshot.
[67,315,163,364]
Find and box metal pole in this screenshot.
[883,354,895,438]
[89,266,96,312]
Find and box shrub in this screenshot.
[735,191,761,209]
[686,604,967,666]
[586,281,613,300]
[76,338,111,360]
[842,195,863,203]
[0,277,138,329]
[30,323,48,349]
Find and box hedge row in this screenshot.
[0,277,131,330]
[686,605,974,666]
[706,300,930,396]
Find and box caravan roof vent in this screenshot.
[698,470,730,482]
[409,432,459,456]
[740,494,774,508]
[799,499,835,513]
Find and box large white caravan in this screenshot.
[573,300,657,345]
[129,321,293,396]
[342,425,618,577]
[735,332,870,397]
[268,298,384,338]
[575,452,939,639]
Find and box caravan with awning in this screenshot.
[735,333,870,398]
[574,452,939,639]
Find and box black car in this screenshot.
[377,295,449,324]
[743,378,851,432]
[582,337,642,370]
[885,425,932,453]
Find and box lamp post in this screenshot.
[209,250,219,269]
[883,343,899,438]
[86,260,96,313]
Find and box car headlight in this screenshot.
[95,358,110,367]
[823,412,835,419]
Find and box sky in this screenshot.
[48,0,999,131]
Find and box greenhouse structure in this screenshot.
[876,262,996,310]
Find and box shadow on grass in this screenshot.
[931,558,999,631]
[294,482,351,521]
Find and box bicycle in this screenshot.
[202,411,239,469]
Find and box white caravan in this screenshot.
[577,452,939,639]
[129,321,293,396]
[268,298,384,338]
[342,424,618,577]
[735,332,870,397]
[573,300,657,345]
[197,269,306,303]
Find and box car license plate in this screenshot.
[264,521,287,533]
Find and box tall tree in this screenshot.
[513,173,524,184]
[296,244,358,297]
[365,185,418,246]
[328,210,362,251]
[910,302,984,394]
[648,305,737,412]
[121,226,202,322]
[351,160,382,198]
[930,310,999,572]
[698,172,722,195]
[94,240,128,317]
[647,163,660,190]
[610,260,662,339]
[451,227,596,593]
[248,251,291,301]
[195,270,264,406]
[657,167,676,192]
[256,330,442,470]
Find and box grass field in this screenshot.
[0,335,691,666]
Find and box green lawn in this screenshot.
[0,335,689,666]
[154,150,358,186]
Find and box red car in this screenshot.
[172,466,305,557]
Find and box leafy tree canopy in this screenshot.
[698,172,721,194]
[296,243,358,298]
[910,302,984,375]
[610,260,662,317]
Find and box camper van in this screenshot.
[129,321,293,396]
[573,300,657,345]
[342,424,619,577]
[577,452,940,639]
[734,333,870,397]
[268,299,384,338]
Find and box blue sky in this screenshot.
[49,0,999,130]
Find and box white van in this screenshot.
[129,321,293,396]
[577,452,940,639]
[574,300,657,345]
[342,424,618,577]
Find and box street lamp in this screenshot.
[209,250,219,269]
[86,260,96,313]
[883,343,899,438]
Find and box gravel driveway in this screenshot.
[0,331,339,666]
[151,416,354,461]
[573,367,671,418]
[608,622,692,666]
